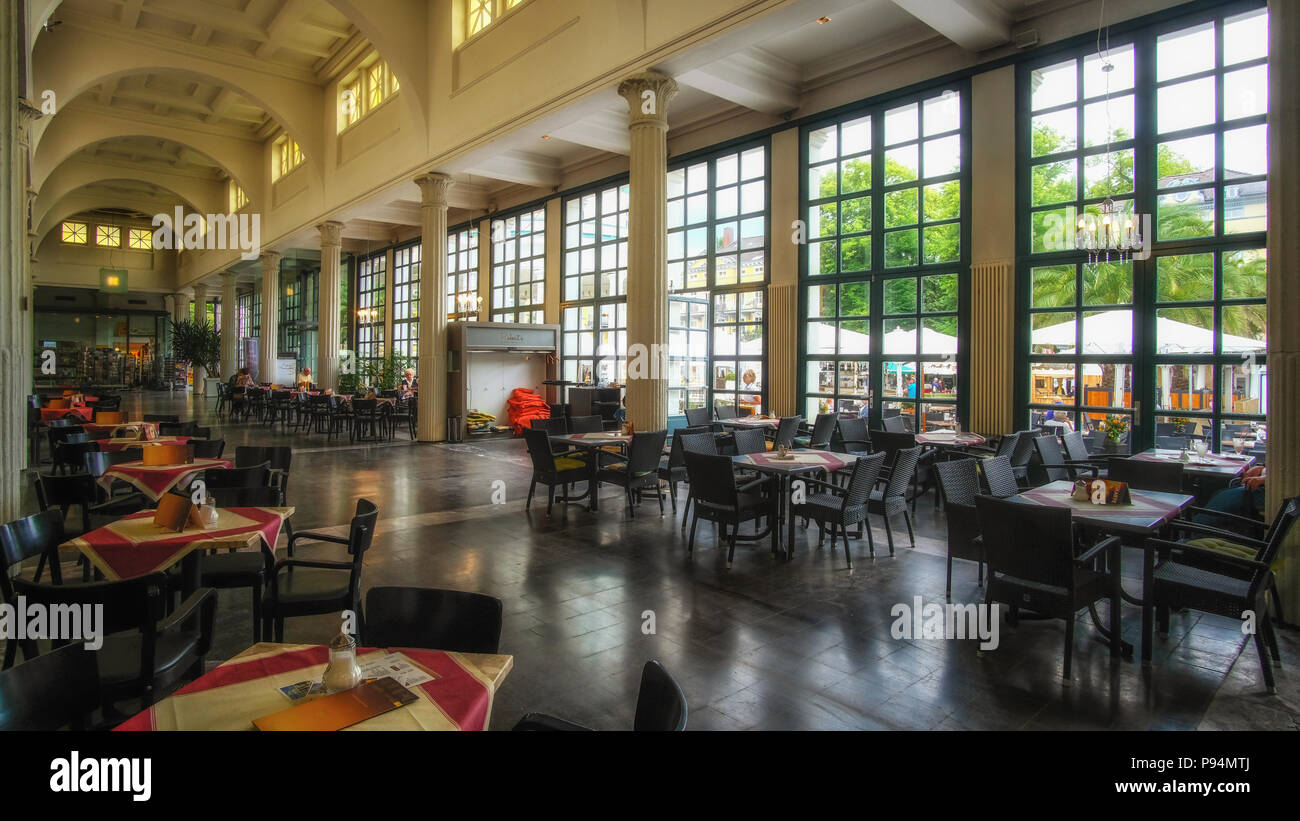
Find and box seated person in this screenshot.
[234,367,255,389]
[296,367,313,391]
[1194,466,1266,534]
[399,368,418,398]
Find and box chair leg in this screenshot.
[946,552,953,600]
[726,522,738,568]
[687,512,698,555]
[274,615,284,642]
[1268,578,1285,623]
[546,484,555,517]
[668,480,677,514]
[1063,613,1075,682]
[864,519,876,557]
[681,495,692,533]
[526,480,535,510]
[903,509,916,549]
[1261,614,1282,667]
[883,514,895,557]
[841,522,853,569]
[1253,628,1276,693]
[251,581,263,644]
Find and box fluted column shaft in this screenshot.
[259,252,282,382]
[220,272,237,379]
[191,283,209,391]
[618,72,678,432]
[415,174,452,441]
[317,221,344,391]
[1267,0,1299,618]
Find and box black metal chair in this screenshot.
[596,430,668,517]
[794,413,836,450]
[522,428,589,516]
[979,455,1020,498]
[13,573,216,712]
[0,509,70,668]
[974,495,1121,682]
[682,451,768,567]
[191,439,226,459]
[935,458,985,599]
[0,643,102,730]
[1107,458,1184,493]
[790,452,886,568]
[684,406,712,427]
[1143,497,1298,694]
[263,499,378,643]
[235,446,292,499]
[866,445,922,555]
[349,398,383,442]
[362,587,504,653]
[513,659,687,731]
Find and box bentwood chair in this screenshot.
[975,495,1122,682]
[596,430,668,517]
[0,509,69,668]
[790,452,887,568]
[13,573,216,712]
[866,445,922,555]
[513,659,688,731]
[0,643,101,730]
[191,439,226,459]
[263,499,378,643]
[683,451,768,567]
[193,486,285,644]
[935,458,985,598]
[522,428,589,516]
[362,587,504,653]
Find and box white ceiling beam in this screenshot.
[547,109,630,156]
[257,0,311,60]
[462,150,562,189]
[676,47,801,115]
[890,0,1011,52]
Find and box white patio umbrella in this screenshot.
[1031,309,1264,354]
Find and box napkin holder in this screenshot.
[154,493,205,533]
[142,442,192,465]
[1071,479,1132,505]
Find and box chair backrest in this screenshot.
[665,430,687,468]
[808,413,836,448]
[0,643,100,730]
[203,463,271,489]
[0,509,66,600]
[869,429,917,466]
[1010,430,1037,468]
[883,446,922,499]
[158,421,199,437]
[1062,430,1090,461]
[995,431,1021,459]
[1106,458,1183,493]
[835,417,869,451]
[345,499,379,567]
[714,403,739,420]
[975,495,1078,590]
[633,659,688,731]
[683,451,739,508]
[47,427,86,449]
[1255,498,1300,594]
[192,439,226,459]
[1032,435,1069,484]
[678,432,718,455]
[352,398,378,415]
[935,458,981,507]
[83,450,135,477]
[684,406,712,427]
[773,416,802,448]
[568,415,604,434]
[521,427,560,473]
[55,440,100,468]
[732,427,767,455]
[13,573,166,643]
[627,430,668,476]
[843,452,888,509]
[882,414,908,433]
[980,455,1020,498]
[234,446,292,473]
[529,417,566,435]
[363,586,503,654]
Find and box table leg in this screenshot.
[1142,544,1155,666]
[1109,539,1122,659]
[588,449,599,512]
[785,475,797,561]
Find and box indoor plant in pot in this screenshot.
[169,319,222,396]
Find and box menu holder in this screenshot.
[1071,478,1132,505]
[141,442,192,466]
[253,677,419,731]
[153,493,204,532]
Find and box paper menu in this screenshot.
[358,653,436,688]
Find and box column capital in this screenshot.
[221,269,240,281]
[317,220,345,247]
[618,71,679,128]
[414,173,454,208]
[192,282,209,298]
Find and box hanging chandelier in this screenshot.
[1075,0,1147,264]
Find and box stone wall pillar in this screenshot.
[415,174,452,441]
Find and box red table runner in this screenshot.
[97,458,231,500]
[99,436,191,454]
[40,406,93,422]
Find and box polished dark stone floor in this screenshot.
[13,391,1299,730]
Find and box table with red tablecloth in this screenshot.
[115,642,513,731]
[96,458,232,501]
[39,406,93,422]
[98,435,192,454]
[83,421,160,439]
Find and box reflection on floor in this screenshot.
[12,391,1298,730]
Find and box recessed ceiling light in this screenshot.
[817,16,831,24]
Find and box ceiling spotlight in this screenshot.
[540,135,551,140]
[817,16,831,24]
[42,19,62,31]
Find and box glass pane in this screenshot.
[1081,310,1132,354]
[1080,363,1133,408]
[1157,77,1216,133]
[883,319,917,355]
[808,125,837,163]
[839,236,870,273]
[839,157,872,194]
[1157,22,1215,81]
[1082,261,1132,306]
[1032,265,1075,309]
[884,188,918,227]
[839,320,870,354]
[1155,254,1214,302]
[922,224,959,264]
[1157,134,1215,188]
[1029,361,1077,405]
[884,277,917,314]
[923,92,959,136]
[1083,150,1133,197]
[1031,206,1077,254]
[809,240,838,275]
[1155,363,1214,411]
[838,361,870,401]
[884,144,919,183]
[1084,46,1135,96]
[882,362,919,396]
[881,402,916,432]
[884,230,918,268]
[1224,124,1267,177]
[923,181,960,222]
[809,203,837,239]
[1156,306,1214,353]
[922,274,958,313]
[923,136,960,177]
[1031,59,1076,111]
[1032,160,1076,206]
[884,102,918,145]
[1224,65,1268,120]
[809,163,837,200]
[1223,248,1266,299]
[806,322,837,354]
[840,196,870,234]
[805,359,835,395]
[1224,180,1266,235]
[1032,109,1077,156]
[1157,188,1215,239]
[1221,365,1267,418]
[1223,9,1268,67]
[841,116,871,155]
[1222,305,1265,352]
[1083,95,1134,148]
[840,282,869,317]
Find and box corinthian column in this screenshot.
[220,271,238,379]
[415,173,453,442]
[317,221,344,391]
[617,72,678,432]
[1266,0,1299,620]
[259,251,282,382]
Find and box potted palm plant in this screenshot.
[169,319,222,396]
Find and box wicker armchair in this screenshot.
[790,452,886,568]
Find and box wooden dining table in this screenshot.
[1006,479,1195,663]
[115,642,513,731]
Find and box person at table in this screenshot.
[739,368,762,410]
[296,366,313,391]
[400,368,418,398]
[234,367,255,389]
[1194,466,1266,534]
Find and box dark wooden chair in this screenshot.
[362,586,503,653]
[975,495,1121,683]
[0,643,101,730]
[513,659,687,731]
[196,486,286,644]
[263,499,378,643]
[191,439,226,459]
[791,452,887,568]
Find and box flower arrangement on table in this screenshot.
[1169,416,1189,435]
[1099,415,1129,442]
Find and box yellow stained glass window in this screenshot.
[127,228,152,250]
[274,135,304,181]
[368,63,385,110]
[468,0,493,35]
[61,221,87,244]
[95,225,121,247]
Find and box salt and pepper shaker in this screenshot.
[322,625,362,693]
